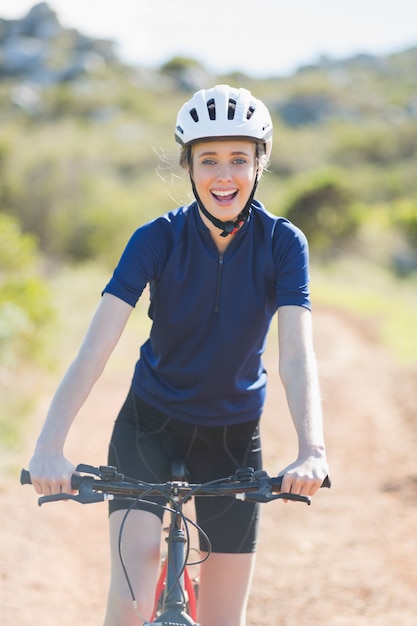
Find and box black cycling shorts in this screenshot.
[108,388,263,554]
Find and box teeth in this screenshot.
[213,190,237,197]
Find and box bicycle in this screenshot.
[21,463,330,626]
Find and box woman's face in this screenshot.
[190,140,258,223]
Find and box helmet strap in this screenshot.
[190,176,258,237]
[187,143,260,237]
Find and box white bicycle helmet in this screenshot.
[175,84,273,159]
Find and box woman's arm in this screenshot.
[277,305,328,496]
[29,293,133,495]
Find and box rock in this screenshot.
[0,2,116,83]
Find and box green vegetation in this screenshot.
[1,49,416,270]
[283,169,359,257]
[1,39,417,458]
[0,214,53,367]
[0,213,54,455]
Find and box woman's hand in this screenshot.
[279,450,329,498]
[28,452,75,496]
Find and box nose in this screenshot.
[216,162,232,181]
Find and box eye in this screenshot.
[233,157,248,165]
[200,158,217,166]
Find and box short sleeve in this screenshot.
[102,219,172,307]
[273,219,311,310]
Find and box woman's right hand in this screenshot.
[28,452,75,496]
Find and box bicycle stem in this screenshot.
[144,507,198,626]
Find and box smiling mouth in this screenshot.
[211,189,238,203]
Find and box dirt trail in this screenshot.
[1,306,417,626]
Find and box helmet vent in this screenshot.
[227,99,236,120]
[207,99,216,120]
[247,105,255,120]
[189,108,199,122]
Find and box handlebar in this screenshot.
[21,464,331,507]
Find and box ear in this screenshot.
[257,152,269,178]
[255,160,264,180]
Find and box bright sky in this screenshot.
[1,0,417,77]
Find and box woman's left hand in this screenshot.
[278,451,329,498]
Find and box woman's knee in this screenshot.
[197,552,256,626]
[109,509,162,562]
[104,589,152,626]
[105,510,162,624]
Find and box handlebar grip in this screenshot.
[20,469,84,490]
[322,475,331,488]
[20,469,31,485]
[270,474,331,492]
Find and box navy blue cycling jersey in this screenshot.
[103,200,310,426]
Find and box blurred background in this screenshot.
[1,0,416,468]
[0,0,417,458]
[1,4,417,625]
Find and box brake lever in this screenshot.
[271,492,311,505]
[241,491,311,505]
[38,493,82,506]
[38,486,107,506]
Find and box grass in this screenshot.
[311,258,417,364]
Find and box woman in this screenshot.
[28,85,328,626]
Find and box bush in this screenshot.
[0,119,177,266]
[390,198,417,276]
[392,198,417,248]
[0,214,54,367]
[282,169,359,257]
[331,120,417,168]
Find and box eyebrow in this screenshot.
[196,150,251,157]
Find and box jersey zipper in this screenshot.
[214,255,224,313]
